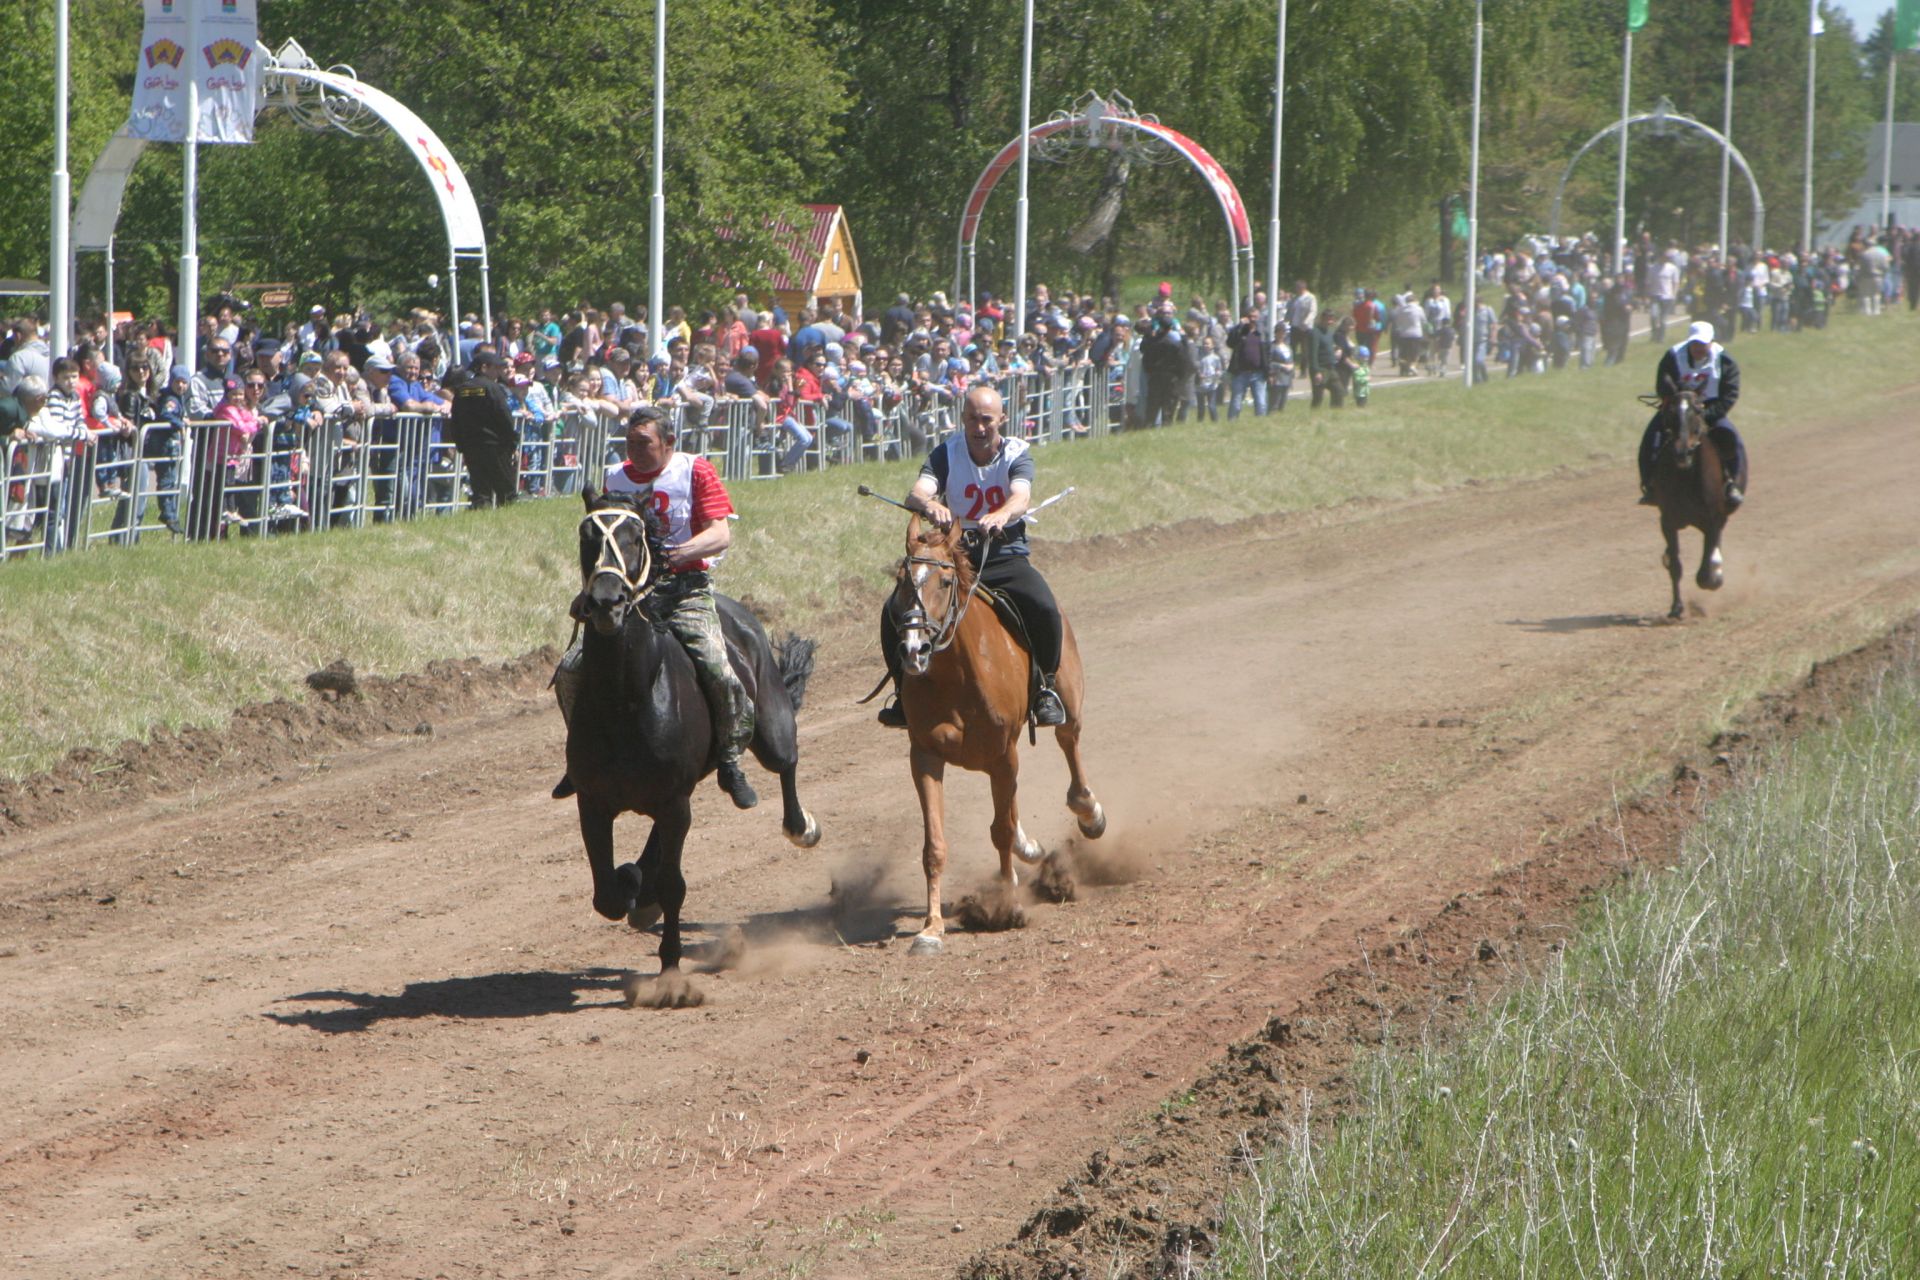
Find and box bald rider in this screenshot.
[1638,319,1745,508]
[877,384,1067,728]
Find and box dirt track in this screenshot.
[4,387,1919,1280]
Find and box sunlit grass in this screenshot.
[1212,644,1920,1279]
[1,309,1912,778]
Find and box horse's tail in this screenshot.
[776,633,817,711]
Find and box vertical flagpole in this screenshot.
[1719,45,1733,254]
[179,0,202,367]
[1802,0,1818,253]
[1615,29,1632,279]
[648,0,666,358]
[1463,0,1482,391]
[1883,51,1899,231]
[49,0,72,359]
[1265,0,1286,335]
[1011,0,1034,342]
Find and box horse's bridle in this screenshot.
[583,506,658,603]
[894,535,983,659]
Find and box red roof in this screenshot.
[759,204,842,292]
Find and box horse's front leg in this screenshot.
[988,760,1039,881]
[910,745,949,955]
[577,797,631,921]
[650,797,692,975]
[1696,521,1726,591]
[1661,518,1685,620]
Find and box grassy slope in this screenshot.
[1212,647,1920,1279]
[0,310,1911,778]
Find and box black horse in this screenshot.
[1645,386,1746,621]
[565,487,820,994]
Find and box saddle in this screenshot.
[863,579,1045,736]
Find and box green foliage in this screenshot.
[0,0,1894,322]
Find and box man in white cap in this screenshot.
[1638,319,1744,508]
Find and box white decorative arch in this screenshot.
[72,41,490,334]
[1549,109,1766,254]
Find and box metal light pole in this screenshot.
[1011,0,1035,341]
[1802,0,1818,253]
[1265,0,1286,335]
[49,0,72,357]
[1615,29,1633,277]
[1883,50,1899,231]
[1463,0,1482,391]
[649,0,666,358]
[1718,46,1734,254]
[178,0,203,364]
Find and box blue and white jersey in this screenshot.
[921,433,1037,555]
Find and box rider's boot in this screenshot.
[716,753,758,809]
[552,774,576,800]
[1724,481,1744,509]
[1032,676,1068,727]
[876,695,908,729]
[1637,484,1657,506]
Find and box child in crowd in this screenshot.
[1350,347,1371,408]
[1196,335,1223,422]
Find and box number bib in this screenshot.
[937,433,1030,530]
[605,451,692,546]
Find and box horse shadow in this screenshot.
[1505,614,1654,634]
[265,968,633,1033]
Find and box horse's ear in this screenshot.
[582,484,599,510]
[906,512,922,549]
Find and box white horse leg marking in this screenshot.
[1013,822,1044,864]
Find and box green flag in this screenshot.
[1898,0,1920,52]
[1627,0,1649,31]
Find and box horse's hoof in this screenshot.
[628,902,663,932]
[786,810,822,849]
[1013,825,1045,865]
[1076,803,1108,840]
[623,969,705,1009]
[908,933,945,957]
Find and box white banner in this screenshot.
[127,0,260,144]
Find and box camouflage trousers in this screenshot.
[553,572,755,760]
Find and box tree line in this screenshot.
[0,0,1897,322]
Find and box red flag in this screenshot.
[1729,0,1753,45]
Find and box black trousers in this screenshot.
[462,436,518,507]
[881,548,1062,679]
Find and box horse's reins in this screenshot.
[898,544,980,656]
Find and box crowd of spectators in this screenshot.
[4,223,1914,559]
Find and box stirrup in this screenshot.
[876,695,907,729]
[1032,682,1068,727]
[717,757,758,809]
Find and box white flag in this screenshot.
[1810,4,1825,35]
[127,0,261,144]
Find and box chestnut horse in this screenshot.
[885,516,1106,955]
[1645,387,1745,620]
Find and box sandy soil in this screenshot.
[2,390,1918,1280]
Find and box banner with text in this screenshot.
[127,0,261,144]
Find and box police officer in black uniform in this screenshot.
[449,347,518,507]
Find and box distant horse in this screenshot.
[884,516,1106,955]
[565,488,820,993]
[1644,387,1746,621]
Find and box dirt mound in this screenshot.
[0,648,559,838]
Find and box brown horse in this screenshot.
[1646,387,1745,620]
[886,516,1106,955]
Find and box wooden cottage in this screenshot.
[762,204,862,319]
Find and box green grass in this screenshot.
[1,309,1913,779]
[1211,649,1920,1279]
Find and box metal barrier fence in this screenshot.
[2,361,1142,562]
